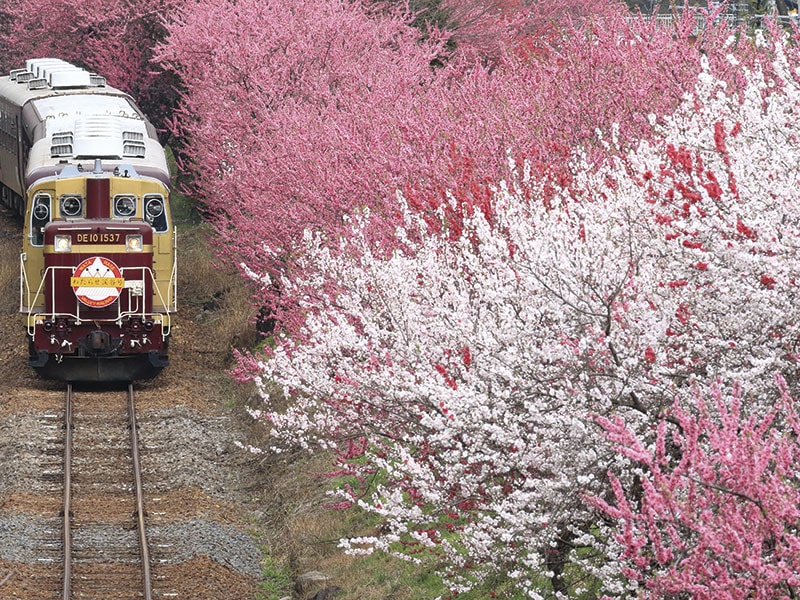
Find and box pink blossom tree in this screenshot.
[0,0,184,136]
[241,37,800,596]
[155,0,450,294]
[371,0,629,62]
[592,377,800,599]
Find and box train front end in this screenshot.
[22,164,176,382]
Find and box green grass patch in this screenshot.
[257,555,295,600]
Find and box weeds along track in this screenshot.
[63,383,152,600]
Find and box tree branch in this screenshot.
[0,570,16,587]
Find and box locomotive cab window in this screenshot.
[29,193,51,246]
[59,194,84,218]
[143,194,168,232]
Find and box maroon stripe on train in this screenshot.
[86,178,110,219]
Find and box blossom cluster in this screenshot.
[592,376,800,599]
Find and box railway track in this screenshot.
[62,383,153,599]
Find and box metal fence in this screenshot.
[637,11,797,31]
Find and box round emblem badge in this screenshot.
[70,256,125,308]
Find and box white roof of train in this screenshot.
[0,59,169,186]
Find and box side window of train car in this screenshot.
[0,105,7,150]
[143,194,168,232]
[0,102,15,151]
[0,102,9,150]
[30,193,51,246]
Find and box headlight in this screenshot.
[60,195,83,217]
[54,235,72,253]
[126,234,143,252]
[114,195,136,217]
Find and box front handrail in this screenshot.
[19,252,32,312]
[24,264,172,338]
[170,226,177,312]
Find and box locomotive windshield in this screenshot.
[29,193,50,246]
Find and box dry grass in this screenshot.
[178,225,261,356]
[0,225,21,313]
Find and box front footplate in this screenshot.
[30,350,168,382]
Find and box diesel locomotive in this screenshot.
[0,58,176,382]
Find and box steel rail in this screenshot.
[61,384,153,600]
[62,383,73,600]
[128,382,153,600]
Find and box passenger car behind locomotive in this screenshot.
[0,59,176,382]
